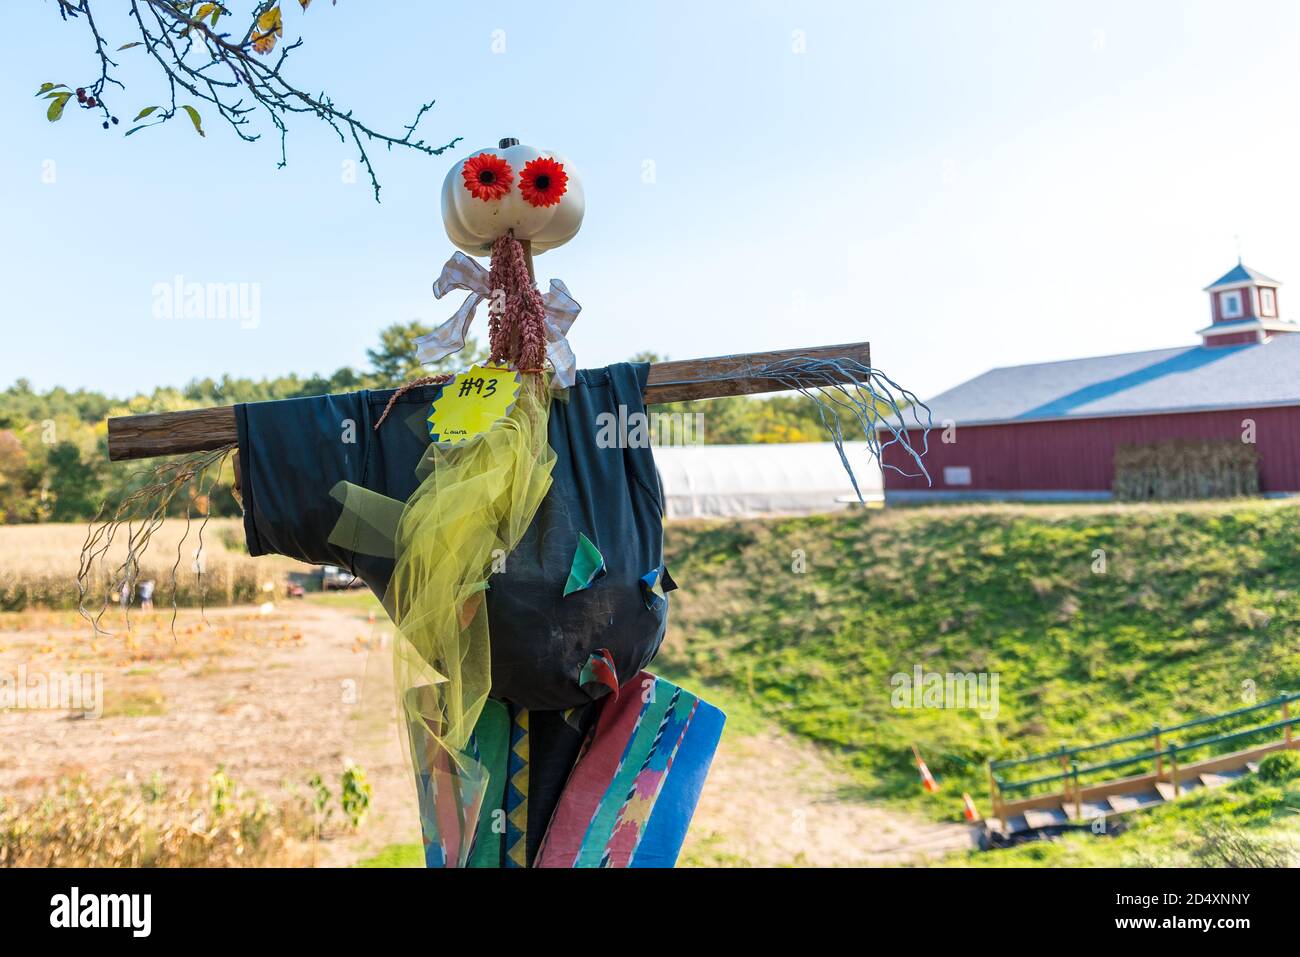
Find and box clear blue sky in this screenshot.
[3,0,1300,401]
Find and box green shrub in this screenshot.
[341,764,372,829]
[1258,750,1300,783]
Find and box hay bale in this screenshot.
[1113,439,1258,501]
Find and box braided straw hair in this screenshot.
[373,373,454,430]
[375,232,548,431]
[487,232,547,373]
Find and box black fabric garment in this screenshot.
[235,362,672,711]
[514,705,593,868]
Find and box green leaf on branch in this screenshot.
[182,105,205,137]
[46,93,72,122]
[134,106,161,121]
[117,41,143,50]
[35,83,67,97]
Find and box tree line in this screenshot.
[0,323,836,524]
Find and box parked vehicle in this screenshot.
[321,565,364,590]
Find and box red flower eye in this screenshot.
[461,153,514,201]
[519,157,568,208]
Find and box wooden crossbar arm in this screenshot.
[106,341,870,461]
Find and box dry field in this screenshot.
[0,601,421,866]
[0,518,307,612]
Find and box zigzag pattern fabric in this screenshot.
[505,709,530,867]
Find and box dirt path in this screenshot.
[0,603,973,867]
[682,725,975,867]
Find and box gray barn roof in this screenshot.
[914,334,1300,428]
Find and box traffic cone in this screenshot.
[962,792,981,822]
[912,744,939,793]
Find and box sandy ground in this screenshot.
[0,603,973,867]
[683,727,976,866]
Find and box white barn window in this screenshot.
[943,466,972,486]
[1219,290,1243,319]
[1260,287,1276,317]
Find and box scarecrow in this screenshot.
[94,139,932,868]
[221,139,715,867]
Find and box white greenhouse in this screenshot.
[652,442,884,519]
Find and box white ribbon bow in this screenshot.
[414,251,581,390]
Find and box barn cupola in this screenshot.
[1197,261,1299,348]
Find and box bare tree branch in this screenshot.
[36,0,461,201]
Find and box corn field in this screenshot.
[0,519,303,612]
[0,774,315,868]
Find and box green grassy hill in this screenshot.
[659,501,1300,832]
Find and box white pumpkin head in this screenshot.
[441,139,585,257]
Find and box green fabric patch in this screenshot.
[468,699,511,868]
[563,532,606,596]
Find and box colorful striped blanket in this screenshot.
[407,673,724,868]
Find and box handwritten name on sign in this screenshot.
[427,365,521,444]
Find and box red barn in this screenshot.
[880,263,1300,502]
